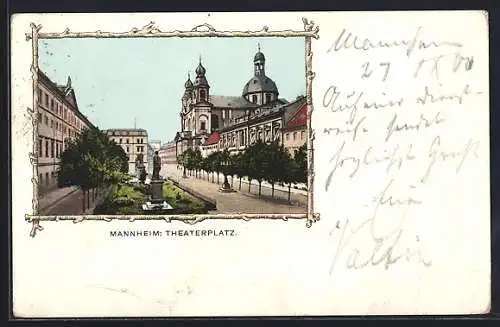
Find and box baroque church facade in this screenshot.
[175,47,307,158]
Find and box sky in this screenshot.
[39,37,306,143]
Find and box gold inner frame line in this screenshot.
[24,18,321,237]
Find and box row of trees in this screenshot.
[57,128,129,212]
[178,140,307,201]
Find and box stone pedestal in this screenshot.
[150,179,163,201]
[219,176,235,193]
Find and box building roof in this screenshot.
[219,96,306,132]
[285,102,308,131]
[283,96,307,122]
[254,51,265,62]
[37,70,96,130]
[204,131,220,145]
[209,95,258,108]
[242,75,278,96]
[104,128,148,136]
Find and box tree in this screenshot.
[219,149,232,188]
[245,140,268,197]
[58,128,129,212]
[192,148,203,178]
[282,152,299,203]
[263,140,289,198]
[231,152,246,190]
[294,143,308,186]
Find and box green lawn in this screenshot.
[93,182,207,215]
[162,181,206,214]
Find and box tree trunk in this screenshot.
[272,183,275,198]
[82,189,86,212]
[217,172,220,184]
[87,189,90,210]
[288,183,291,203]
[239,177,242,190]
[248,179,251,192]
[258,181,262,197]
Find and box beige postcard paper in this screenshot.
[11,11,490,317]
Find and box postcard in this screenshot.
[11,11,490,317]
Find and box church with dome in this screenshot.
[173,46,308,159]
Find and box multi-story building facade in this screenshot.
[104,128,148,175]
[202,96,306,156]
[149,140,162,152]
[175,47,307,158]
[37,70,95,195]
[282,100,308,155]
[158,141,177,165]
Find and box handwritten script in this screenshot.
[322,25,483,273]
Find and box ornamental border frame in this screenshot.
[24,18,321,237]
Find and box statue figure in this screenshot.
[152,151,161,180]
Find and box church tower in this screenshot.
[188,57,212,138]
[254,44,265,77]
[242,44,279,105]
[193,57,210,103]
[181,73,193,132]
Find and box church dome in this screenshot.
[195,62,206,76]
[242,75,278,96]
[184,77,193,89]
[254,51,265,62]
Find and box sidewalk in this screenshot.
[84,186,112,214]
[39,186,80,213]
[162,167,306,214]
[170,168,308,207]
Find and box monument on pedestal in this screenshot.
[142,151,173,211]
[219,174,235,193]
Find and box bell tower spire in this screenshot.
[254,44,265,77]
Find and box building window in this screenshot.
[39,139,43,156]
[45,172,49,186]
[44,115,48,125]
[126,146,130,153]
[50,99,54,111]
[45,139,49,157]
[137,146,140,152]
[252,94,257,103]
[44,94,48,106]
[37,112,42,124]
[126,139,130,144]
[119,138,122,144]
[39,173,43,185]
[51,140,55,158]
[200,121,206,131]
[265,93,271,104]
[200,89,206,101]
[37,88,42,102]
[301,131,305,140]
[293,132,297,140]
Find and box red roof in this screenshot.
[205,131,220,145]
[286,103,308,130]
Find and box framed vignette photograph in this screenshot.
[23,17,319,235]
